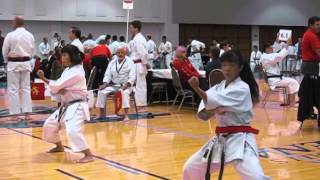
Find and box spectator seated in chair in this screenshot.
[95,46,136,121]
[260,37,300,108]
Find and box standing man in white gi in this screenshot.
[158,36,173,69]
[146,35,157,69]
[2,16,35,119]
[68,26,84,53]
[38,37,50,60]
[128,21,149,113]
[188,38,206,70]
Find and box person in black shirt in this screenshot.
[205,46,221,79]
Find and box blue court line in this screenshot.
[7,128,170,180]
[56,169,84,180]
[106,162,140,175]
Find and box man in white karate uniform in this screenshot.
[2,16,35,119]
[38,37,50,60]
[260,37,299,107]
[109,35,120,56]
[96,46,136,121]
[250,45,262,71]
[128,21,149,112]
[158,36,173,69]
[83,33,96,51]
[69,26,84,53]
[188,38,206,70]
[146,35,157,68]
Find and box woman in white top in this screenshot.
[183,50,269,180]
[37,45,94,163]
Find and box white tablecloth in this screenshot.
[149,69,206,79]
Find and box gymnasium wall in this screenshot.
[173,0,320,26]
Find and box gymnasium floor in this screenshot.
[0,91,319,180]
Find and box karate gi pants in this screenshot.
[190,54,204,70]
[42,103,89,152]
[274,77,299,94]
[96,86,132,109]
[165,54,172,69]
[183,141,269,180]
[7,70,32,114]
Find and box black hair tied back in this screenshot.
[220,50,260,104]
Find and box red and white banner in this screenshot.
[123,0,134,10]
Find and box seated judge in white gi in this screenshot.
[96,46,136,121]
[183,50,269,180]
[37,45,94,163]
[2,16,35,119]
[188,38,206,70]
[260,36,299,107]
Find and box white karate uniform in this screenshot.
[250,50,262,71]
[95,35,106,44]
[146,39,157,68]
[128,33,148,107]
[260,48,299,94]
[83,39,97,51]
[42,65,90,152]
[2,27,35,115]
[189,40,205,70]
[183,77,269,180]
[109,41,120,56]
[38,42,51,60]
[158,41,173,69]
[71,38,84,53]
[96,56,136,110]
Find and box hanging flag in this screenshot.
[31,83,45,100]
[114,91,122,114]
[123,0,134,10]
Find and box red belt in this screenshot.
[215,126,259,134]
[134,59,142,64]
[8,57,31,62]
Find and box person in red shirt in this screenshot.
[173,46,208,94]
[282,16,320,135]
[91,39,112,90]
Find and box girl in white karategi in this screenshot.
[183,50,269,180]
[37,45,94,163]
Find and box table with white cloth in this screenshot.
[146,69,206,103]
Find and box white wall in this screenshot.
[0,0,179,53]
[173,0,320,26]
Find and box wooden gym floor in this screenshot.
[0,90,319,180]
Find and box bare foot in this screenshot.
[48,146,64,153]
[25,114,32,121]
[137,107,148,113]
[280,121,302,136]
[76,155,95,163]
[123,116,130,122]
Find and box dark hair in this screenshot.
[70,27,81,38]
[147,35,152,39]
[105,34,111,40]
[263,43,272,52]
[119,36,125,42]
[220,50,260,104]
[308,16,320,27]
[112,35,118,41]
[162,35,167,39]
[220,40,229,49]
[130,20,142,31]
[253,45,258,49]
[209,47,220,58]
[87,33,93,39]
[61,45,83,66]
